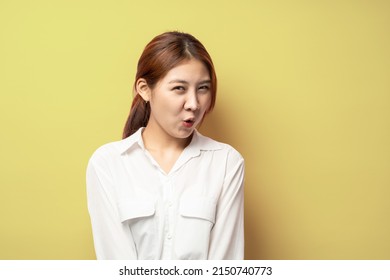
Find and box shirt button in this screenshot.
[168,202,173,207]
[167,234,172,240]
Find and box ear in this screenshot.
[135,78,151,102]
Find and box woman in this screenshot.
[86,31,244,260]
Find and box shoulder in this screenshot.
[89,127,144,163]
[88,139,126,166]
[196,132,244,165]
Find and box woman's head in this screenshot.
[123,31,217,139]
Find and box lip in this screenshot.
[182,118,195,128]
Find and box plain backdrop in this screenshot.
[0,0,389,259]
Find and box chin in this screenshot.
[174,128,194,139]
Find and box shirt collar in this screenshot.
[119,127,223,155]
[119,127,146,154]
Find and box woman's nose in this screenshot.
[184,92,199,111]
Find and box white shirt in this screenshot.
[86,127,245,260]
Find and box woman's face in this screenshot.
[146,59,212,140]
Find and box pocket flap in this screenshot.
[179,197,216,224]
[118,200,155,222]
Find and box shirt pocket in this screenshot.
[117,200,157,259]
[174,196,216,259]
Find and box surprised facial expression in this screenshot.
[144,59,212,140]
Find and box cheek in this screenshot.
[155,96,184,116]
[201,95,212,110]
[151,92,177,109]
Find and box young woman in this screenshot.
[86,31,245,260]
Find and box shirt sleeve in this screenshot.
[208,149,245,259]
[86,152,137,260]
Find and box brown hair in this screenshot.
[122,31,217,139]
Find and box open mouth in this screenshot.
[183,118,195,127]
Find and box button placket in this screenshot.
[160,173,174,259]
[165,176,174,240]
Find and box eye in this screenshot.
[172,86,186,92]
[198,85,210,92]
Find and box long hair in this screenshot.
[122,31,217,139]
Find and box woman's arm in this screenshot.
[208,150,245,259]
[86,153,137,259]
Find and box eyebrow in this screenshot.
[168,79,211,84]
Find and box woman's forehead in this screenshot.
[161,59,210,83]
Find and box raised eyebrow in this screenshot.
[168,79,189,84]
[168,79,211,85]
[198,80,211,85]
